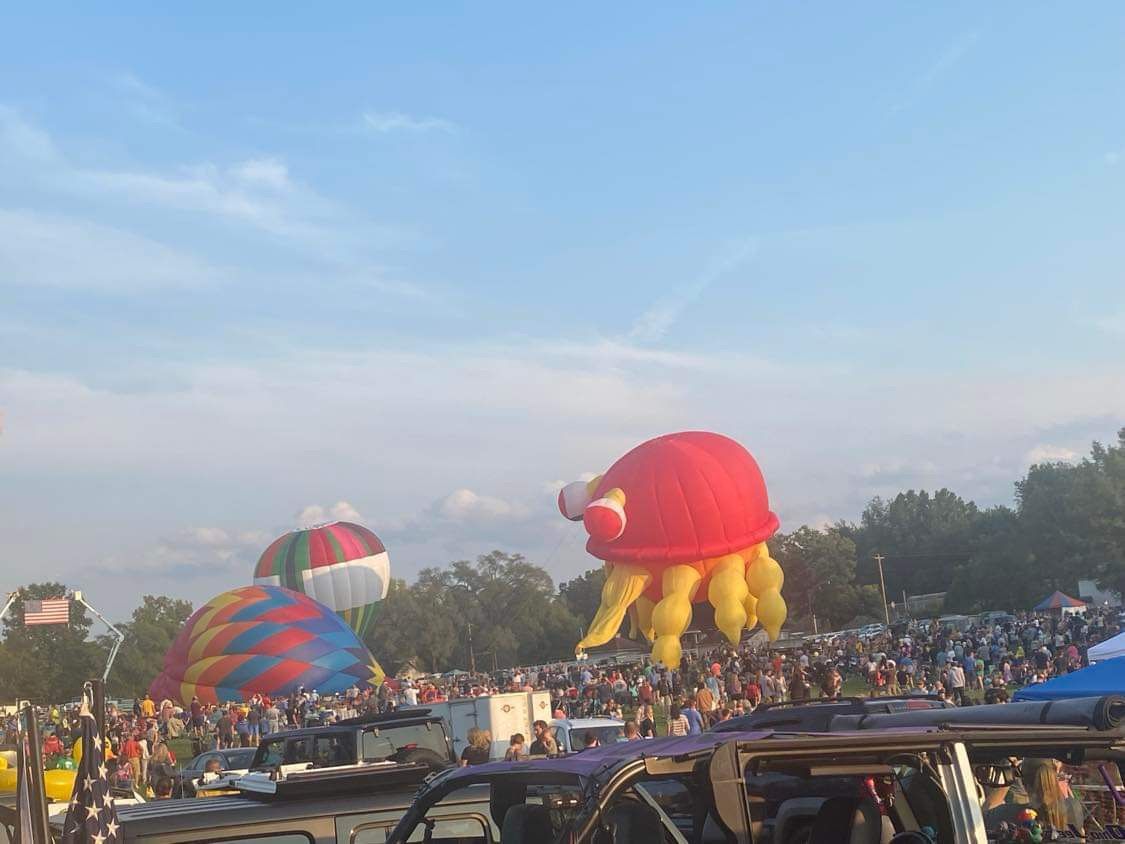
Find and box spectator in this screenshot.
[459,728,492,766]
[529,720,558,757]
[503,733,526,761]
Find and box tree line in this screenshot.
[2,428,1121,697]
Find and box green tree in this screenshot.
[104,595,194,698]
[847,489,979,599]
[773,527,862,630]
[557,568,607,627]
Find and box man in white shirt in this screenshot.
[402,681,420,707]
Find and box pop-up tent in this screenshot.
[1089,631,1125,663]
[1013,656,1125,701]
[1034,590,1086,611]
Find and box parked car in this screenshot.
[48,767,492,844]
[249,708,454,775]
[174,746,257,797]
[548,718,625,753]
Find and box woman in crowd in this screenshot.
[460,727,492,766]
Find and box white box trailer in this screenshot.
[411,691,552,760]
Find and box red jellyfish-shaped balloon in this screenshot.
[558,431,787,667]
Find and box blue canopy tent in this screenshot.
[1013,656,1125,701]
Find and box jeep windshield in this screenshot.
[252,732,357,770]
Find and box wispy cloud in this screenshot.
[362,110,456,134]
[0,209,221,292]
[629,237,758,342]
[1024,444,1079,465]
[109,72,179,128]
[919,29,981,86]
[0,107,422,289]
[1091,313,1125,335]
[893,29,982,111]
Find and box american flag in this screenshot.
[24,598,70,626]
[61,709,120,844]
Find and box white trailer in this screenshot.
[410,691,552,760]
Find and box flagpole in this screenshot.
[21,705,51,844]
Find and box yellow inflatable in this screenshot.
[0,755,8,770]
[0,750,15,769]
[44,768,76,802]
[0,768,15,793]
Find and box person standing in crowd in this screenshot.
[682,700,703,735]
[529,720,558,757]
[947,660,967,706]
[667,704,689,737]
[638,704,656,738]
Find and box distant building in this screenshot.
[1077,579,1121,607]
[903,592,947,617]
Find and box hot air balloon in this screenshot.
[253,521,390,639]
[558,431,787,667]
[150,585,384,705]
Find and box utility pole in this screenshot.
[873,554,891,626]
[467,621,476,674]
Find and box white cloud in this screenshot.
[362,110,456,134]
[94,525,269,576]
[1024,444,1079,465]
[438,488,524,521]
[296,500,364,528]
[0,209,220,291]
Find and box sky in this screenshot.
[2,3,1125,621]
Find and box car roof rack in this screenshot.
[754,694,945,713]
[337,708,436,726]
[236,762,431,802]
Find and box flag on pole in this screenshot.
[60,706,120,844]
[24,599,70,626]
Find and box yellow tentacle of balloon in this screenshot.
[576,564,652,654]
[707,554,749,645]
[743,592,759,632]
[745,544,787,640]
[634,594,656,643]
[651,564,702,667]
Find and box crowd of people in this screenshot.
[6,605,1119,800]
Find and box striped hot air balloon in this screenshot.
[253,521,390,639]
[150,585,384,705]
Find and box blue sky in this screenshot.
[2,3,1124,619]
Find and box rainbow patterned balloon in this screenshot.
[150,585,385,705]
[253,521,390,639]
